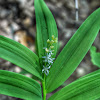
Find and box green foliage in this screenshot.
[0,70,42,100]
[34,0,58,62]
[0,0,100,100]
[48,70,100,100]
[46,7,100,93]
[90,46,100,68]
[0,35,42,80]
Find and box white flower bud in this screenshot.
[45,48,49,53]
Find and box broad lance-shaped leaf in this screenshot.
[0,70,42,100]
[48,70,100,100]
[39,0,58,57]
[34,0,58,62]
[46,8,100,93]
[90,46,100,68]
[0,35,42,80]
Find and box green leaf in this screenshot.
[34,0,58,61]
[90,46,100,68]
[48,70,100,100]
[0,35,42,80]
[46,8,100,93]
[0,70,42,100]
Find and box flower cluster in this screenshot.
[42,35,57,75]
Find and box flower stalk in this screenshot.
[42,35,57,99]
[42,74,46,100]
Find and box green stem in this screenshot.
[42,74,46,100]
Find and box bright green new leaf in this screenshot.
[0,35,42,80]
[46,8,100,93]
[34,0,58,62]
[48,70,100,100]
[0,70,42,100]
[90,46,100,68]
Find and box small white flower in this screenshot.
[42,52,55,64]
[49,50,54,55]
[48,58,55,64]
[42,65,51,75]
